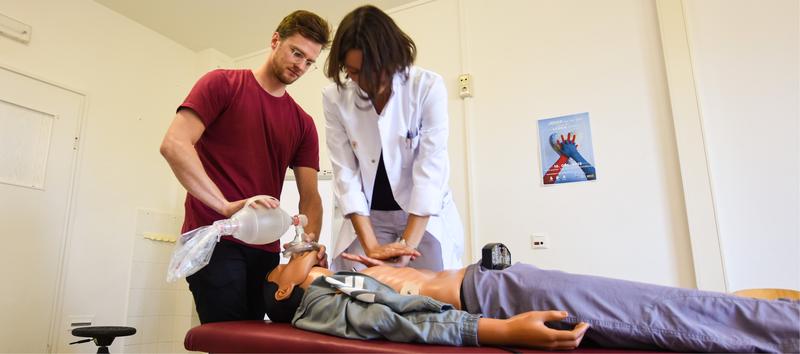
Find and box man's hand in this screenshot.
[221,195,280,218]
[282,233,327,267]
[306,233,328,267]
[366,242,421,261]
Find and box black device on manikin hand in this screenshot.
[481,243,511,270]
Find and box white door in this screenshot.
[0,66,83,353]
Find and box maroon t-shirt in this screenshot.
[178,69,319,252]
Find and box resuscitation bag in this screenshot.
[166,196,293,282]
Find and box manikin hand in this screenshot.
[221,195,280,218]
[482,311,590,350]
[508,311,589,350]
[366,242,421,262]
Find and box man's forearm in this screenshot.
[161,140,227,215]
[299,193,323,241]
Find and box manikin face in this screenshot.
[270,33,323,85]
[267,247,322,300]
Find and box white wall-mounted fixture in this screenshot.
[0,13,31,44]
[458,74,473,98]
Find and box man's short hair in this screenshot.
[275,10,332,49]
[263,279,305,323]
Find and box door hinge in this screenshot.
[73,136,79,150]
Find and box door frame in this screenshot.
[0,61,88,353]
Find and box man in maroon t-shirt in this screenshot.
[160,10,331,324]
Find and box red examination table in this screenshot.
[184,321,663,353]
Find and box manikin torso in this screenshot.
[302,266,466,310]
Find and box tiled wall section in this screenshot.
[124,210,195,353]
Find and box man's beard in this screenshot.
[273,63,299,85]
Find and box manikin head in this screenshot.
[263,246,324,322]
[267,10,331,86]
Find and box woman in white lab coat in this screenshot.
[322,5,464,271]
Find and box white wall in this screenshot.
[458,0,695,286]
[684,0,799,291]
[126,210,192,354]
[0,0,197,352]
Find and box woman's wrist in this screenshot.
[398,238,417,250]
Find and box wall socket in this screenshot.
[531,234,548,249]
[458,74,473,98]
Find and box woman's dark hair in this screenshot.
[325,5,416,101]
[275,10,332,49]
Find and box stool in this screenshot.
[70,326,136,354]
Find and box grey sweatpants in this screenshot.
[461,263,800,353]
[333,210,444,272]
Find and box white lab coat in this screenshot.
[323,67,464,269]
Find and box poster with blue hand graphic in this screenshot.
[538,112,597,185]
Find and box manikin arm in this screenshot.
[478,312,589,350]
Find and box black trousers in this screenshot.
[187,239,280,323]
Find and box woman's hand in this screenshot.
[341,253,385,267]
[366,242,420,261]
[342,252,416,268]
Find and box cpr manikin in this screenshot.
[264,248,799,352]
[167,195,320,282]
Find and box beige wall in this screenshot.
[0,0,196,352]
[684,0,799,291]
[456,0,695,286]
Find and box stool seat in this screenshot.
[71,326,136,353]
[72,326,137,339]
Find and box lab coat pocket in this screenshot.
[400,133,420,168]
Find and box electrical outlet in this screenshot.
[531,234,548,249]
[458,74,473,98]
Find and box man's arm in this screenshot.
[294,166,326,266]
[160,109,247,217]
[293,166,322,239]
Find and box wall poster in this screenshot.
[537,112,597,185]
